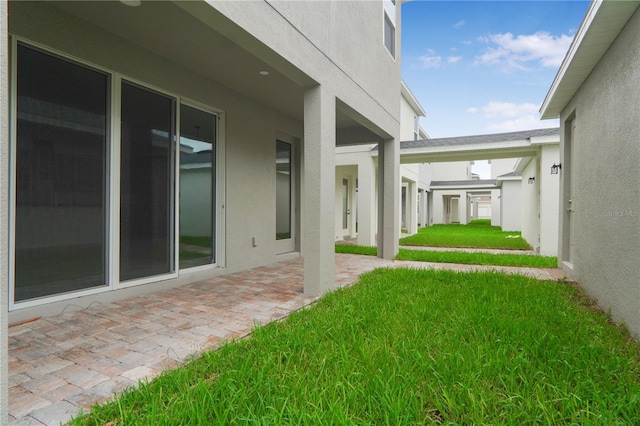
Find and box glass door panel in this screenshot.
[120,82,175,281]
[179,104,216,269]
[14,44,109,301]
[276,140,292,240]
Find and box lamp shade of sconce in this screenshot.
[528,177,535,184]
[551,163,562,174]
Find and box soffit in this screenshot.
[53,1,308,122]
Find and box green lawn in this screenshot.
[335,244,557,268]
[69,269,640,425]
[400,221,532,250]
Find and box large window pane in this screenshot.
[14,44,109,301]
[120,82,175,281]
[179,105,215,268]
[276,140,292,240]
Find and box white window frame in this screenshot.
[383,0,396,59]
[8,37,226,310]
[178,98,226,273]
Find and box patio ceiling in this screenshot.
[51,1,365,133]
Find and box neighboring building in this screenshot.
[335,80,427,244]
[398,129,560,253]
[496,172,522,232]
[0,1,406,418]
[541,1,640,336]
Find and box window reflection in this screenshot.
[179,105,216,268]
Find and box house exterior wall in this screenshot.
[558,7,640,336]
[6,0,401,312]
[432,190,468,225]
[539,144,560,256]
[430,161,472,181]
[500,180,522,231]
[490,158,517,179]
[212,0,401,133]
[520,159,539,250]
[400,92,419,141]
[0,1,8,419]
[491,188,501,226]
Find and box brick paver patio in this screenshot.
[8,254,563,425]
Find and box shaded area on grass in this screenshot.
[335,244,557,268]
[400,221,532,250]
[69,269,640,425]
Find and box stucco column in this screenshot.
[377,138,399,259]
[302,86,335,297]
[408,181,418,234]
[1,1,9,422]
[357,157,376,246]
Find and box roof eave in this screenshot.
[540,0,640,119]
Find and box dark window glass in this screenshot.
[276,140,292,240]
[14,44,109,301]
[179,105,216,268]
[120,82,175,281]
[384,12,395,58]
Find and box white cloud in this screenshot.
[487,116,559,133]
[448,56,462,64]
[475,100,559,132]
[466,107,478,114]
[482,101,539,118]
[476,31,573,71]
[419,55,442,69]
[454,20,466,29]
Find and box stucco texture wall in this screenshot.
[560,8,640,336]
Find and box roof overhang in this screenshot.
[397,139,538,164]
[401,80,427,117]
[540,0,640,119]
[430,180,497,191]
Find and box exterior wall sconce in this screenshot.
[551,163,561,174]
[528,177,535,184]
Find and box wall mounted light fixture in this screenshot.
[528,177,535,184]
[551,163,562,174]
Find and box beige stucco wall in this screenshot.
[210,0,401,137]
[558,7,640,336]
[520,159,539,249]
[500,180,522,232]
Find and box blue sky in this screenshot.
[401,1,590,139]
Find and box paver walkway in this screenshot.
[8,254,564,425]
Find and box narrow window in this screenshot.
[120,82,175,281]
[384,12,395,58]
[179,105,216,268]
[14,44,109,301]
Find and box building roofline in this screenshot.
[540,0,640,119]
[401,80,427,117]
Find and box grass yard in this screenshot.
[335,244,557,268]
[69,269,640,425]
[400,220,532,250]
[396,249,557,268]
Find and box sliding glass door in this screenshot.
[12,41,222,305]
[14,44,109,301]
[120,82,175,281]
